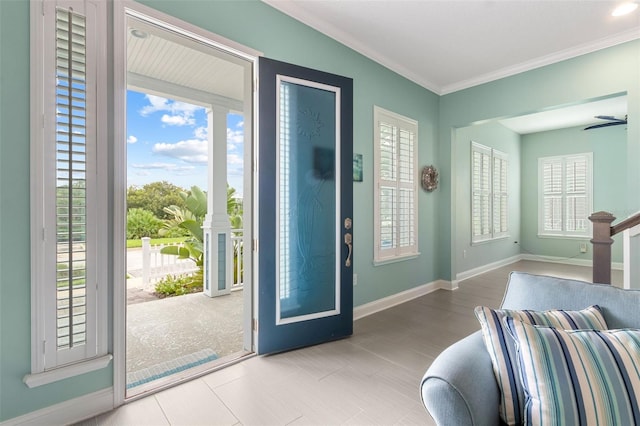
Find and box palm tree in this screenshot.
[159,184,243,287]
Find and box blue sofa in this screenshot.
[420,271,640,426]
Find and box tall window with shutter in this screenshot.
[29,0,108,386]
[471,142,509,243]
[374,107,418,263]
[538,153,592,237]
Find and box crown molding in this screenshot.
[264,1,640,97]
[263,0,442,95]
[440,27,640,95]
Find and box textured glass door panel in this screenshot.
[258,56,352,355]
[277,77,340,324]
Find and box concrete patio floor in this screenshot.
[125,282,244,387]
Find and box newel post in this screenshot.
[589,211,615,284]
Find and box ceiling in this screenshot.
[264,0,637,133]
[264,0,640,96]
[126,2,637,134]
[127,17,246,110]
[499,94,628,134]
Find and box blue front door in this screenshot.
[257,57,353,354]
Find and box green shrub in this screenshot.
[126,208,163,239]
[154,274,202,297]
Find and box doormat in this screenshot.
[126,348,218,389]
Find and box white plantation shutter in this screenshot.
[471,143,491,242]
[398,129,416,250]
[374,107,418,262]
[493,151,508,238]
[542,158,563,232]
[31,0,108,379]
[565,155,589,232]
[55,6,92,359]
[539,153,592,237]
[471,142,508,243]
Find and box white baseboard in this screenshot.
[456,254,523,282]
[1,388,114,426]
[521,254,623,270]
[354,279,450,320]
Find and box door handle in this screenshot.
[344,217,352,267]
[344,232,352,267]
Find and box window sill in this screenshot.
[471,235,510,246]
[373,252,420,266]
[23,354,113,388]
[537,234,591,240]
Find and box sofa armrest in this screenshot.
[420,331,500,426]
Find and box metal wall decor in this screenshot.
[421,165,438,192]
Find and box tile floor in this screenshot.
[77,261,618,425]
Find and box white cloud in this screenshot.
[194,126,208,139]
[236,121,244,128]
[130,162,195,172]
[127,135,138,144]
[139,94,202,127]
[152,139,208,164]
[161,113,195,126]
[227,153,243,165]
[139,95,171,116]
[130,163,197,181]
[227,128,243,152]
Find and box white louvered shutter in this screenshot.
[471,143,492,242]
[539,153,592,237]
[493,151,508,238]
[374,107,418,262]
[32,0,107,373]
[541,157,563,233]
[565,155,588,233]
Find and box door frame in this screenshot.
[112,0,261,406]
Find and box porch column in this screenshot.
[589,211,615,285]
[203,105,233,297]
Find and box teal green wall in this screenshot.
[136,0,441,305]
[455,123,521,274]
[520,124,627,263]
[0,0,439,420]
[0,1,114,421]
[1,0,638,420]
[440,40,640,280]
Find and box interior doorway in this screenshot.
[122,12,254,398]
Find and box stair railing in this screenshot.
[589,211,640,284]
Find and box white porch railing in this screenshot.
[140,231,245,290]
[230,229,244,291]
[140,237,199,288]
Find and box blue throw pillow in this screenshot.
[504,317,640,426]
[474,305,607,425]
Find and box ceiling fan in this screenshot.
[584,115,628,130]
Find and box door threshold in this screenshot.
[125,350,254,401]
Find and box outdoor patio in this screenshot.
[125,249,245,390]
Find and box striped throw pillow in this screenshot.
[504,317,640,426]
[474,305,607,425]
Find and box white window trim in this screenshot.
[471,142,509,244]
[28,0,109,387]
[538,153,593,238]
[373,106,419,264]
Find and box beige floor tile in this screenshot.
[95,396,169,425]
[213,373,304,425]
[155,379,238,426]
[83,261,606,426]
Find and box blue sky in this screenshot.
[126,90,245,196]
